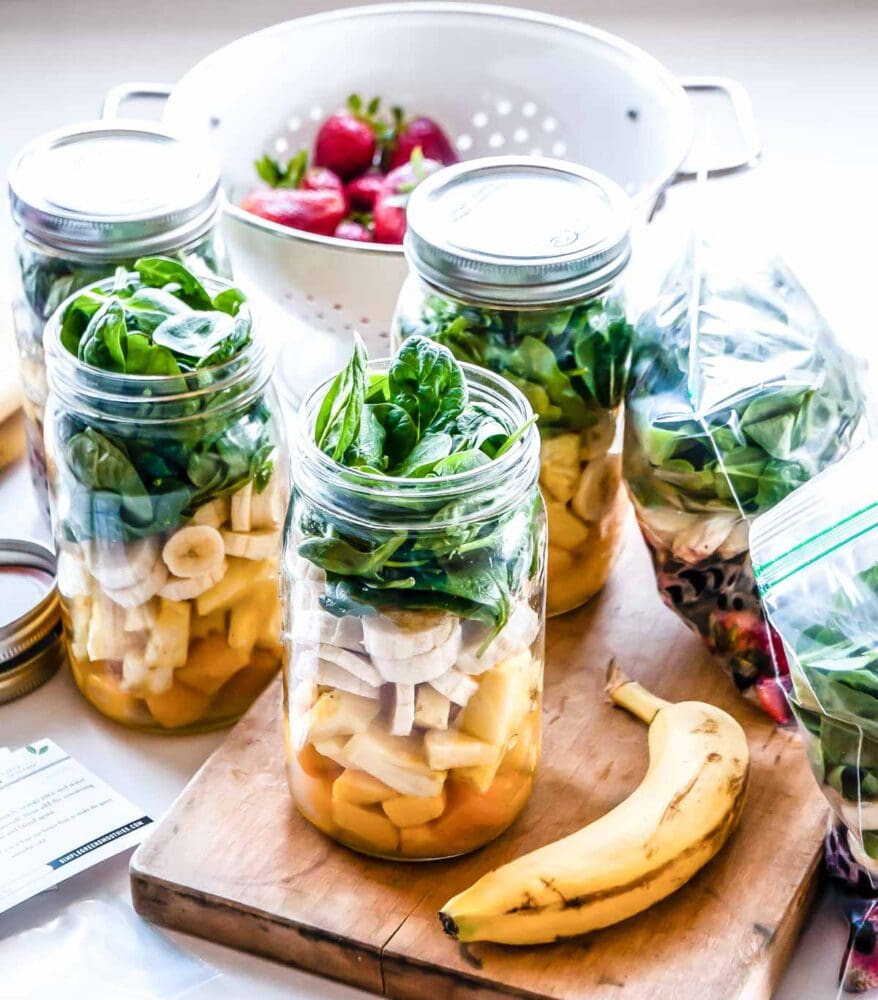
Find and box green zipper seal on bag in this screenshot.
[754,500,878,594]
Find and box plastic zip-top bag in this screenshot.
[751,442,878,993]
[623,231,869,720]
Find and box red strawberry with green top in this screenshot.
[373,150,443,244]
[239,188,346,236]
[387,111,458,170]
[315,94,382,180]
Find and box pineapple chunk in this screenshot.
[308,690,380,742]
[345,730,447,798]
[424,729,500,771]
[546,500,590,551]
[144,598,191,670]
[382,790,446,827]
[333,769,398,806]
[453,760,501,794]
[314,736,358,770]
[255,591,282,651]
[390,684,415,736]
[195,558,275,616]
[502,712,541,774]
[460,650,535,747]
[175,636,249,694]
[414,685,450,730]
[539,433,581,503]
[331,797,399,854]
[68,594,93,660]
[190,607,226,639]
[86,596,126,661]
[122,647,173,697]
[228,595,262,654]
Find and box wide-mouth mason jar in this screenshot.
[392,157,635,617]
[9,121,230,519]
[43,274,288,733]
[282,360,546,860]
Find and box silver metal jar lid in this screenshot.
[0,539,64,704]
[8,120,222,259]
[405,157,632,307]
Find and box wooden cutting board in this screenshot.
[130,519,828,1000]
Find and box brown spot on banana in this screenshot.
[693,718,719,735]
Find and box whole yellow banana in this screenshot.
[439,663,750,945]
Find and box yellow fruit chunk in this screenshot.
[144,598,191,670]
[345,730,447,798]
[297,742,341,779]
[290,761,335,834]
[539,433,580,503]
[501,712,541,775]
[424,729,500,771]
[460,651,535,747]
[308,690,380,742]
[190,608,226,639]
[332,797,400,854]
[399,773,533,859]
[175,636,250,694]
[383,791,446,828]
[146,681,211,729]
[195,558,274,615]
[256,591,282,651]
[546,500,590,552]
[453,760,501,794]
[86,669,144,725]
[228,596,262,654]
[333,769,398,806]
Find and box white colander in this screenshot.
[103,2,759,406]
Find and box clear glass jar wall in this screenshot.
[43,276,287,733]
[282,363,546,860]
[11,228,229,516]
[393,275,632,617]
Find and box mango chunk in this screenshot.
[175,636,249,694]
[331,798,399,855]
[332,769,398,806]
[146,681,211,729]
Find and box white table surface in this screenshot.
[2,1,877,997]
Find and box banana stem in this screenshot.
[605,659,670,725]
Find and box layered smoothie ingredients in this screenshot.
[625,237,867,718]
[45,259,288,732]
[283,335,546,859]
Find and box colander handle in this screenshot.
[101,82,173,120]
[676,77,762,180]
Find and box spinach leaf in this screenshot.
[134,257,213,309]
[315,333,367,461]
[387,336,467,433]
[78,301,128,372]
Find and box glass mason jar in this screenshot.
[43,276,287,734]
[392,158,635,617]
[9,121,230,519]
[282,363,546,860]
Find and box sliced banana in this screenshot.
[292,608,364,651]
[362,608,456,660]
[429,669,478,707]
[191,496,230,529]
[294,649,380,700]
[160,559,227,602]
[390,684,416,736]
[457,602,539,675]
[162,524,225,578]
[250,468,285,528]
[231,482,253,532]
[371,624,462,684]
[57,547,91,599]
[319,643,383,687]
[313,736,358,770]
[221,528,280,560]
[105,559,168,609]
[83,537,159,591]
[572,454,622,523]
[671,511,739,564]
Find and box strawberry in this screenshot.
[387,113,458,170]
[239,188,346,236]
[755,676,793,725]
[345,172,385,211]
[334,220,374,243]
[314,95,381,180]
[373,150,443,244]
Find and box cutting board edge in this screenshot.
[129,861,386,996]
